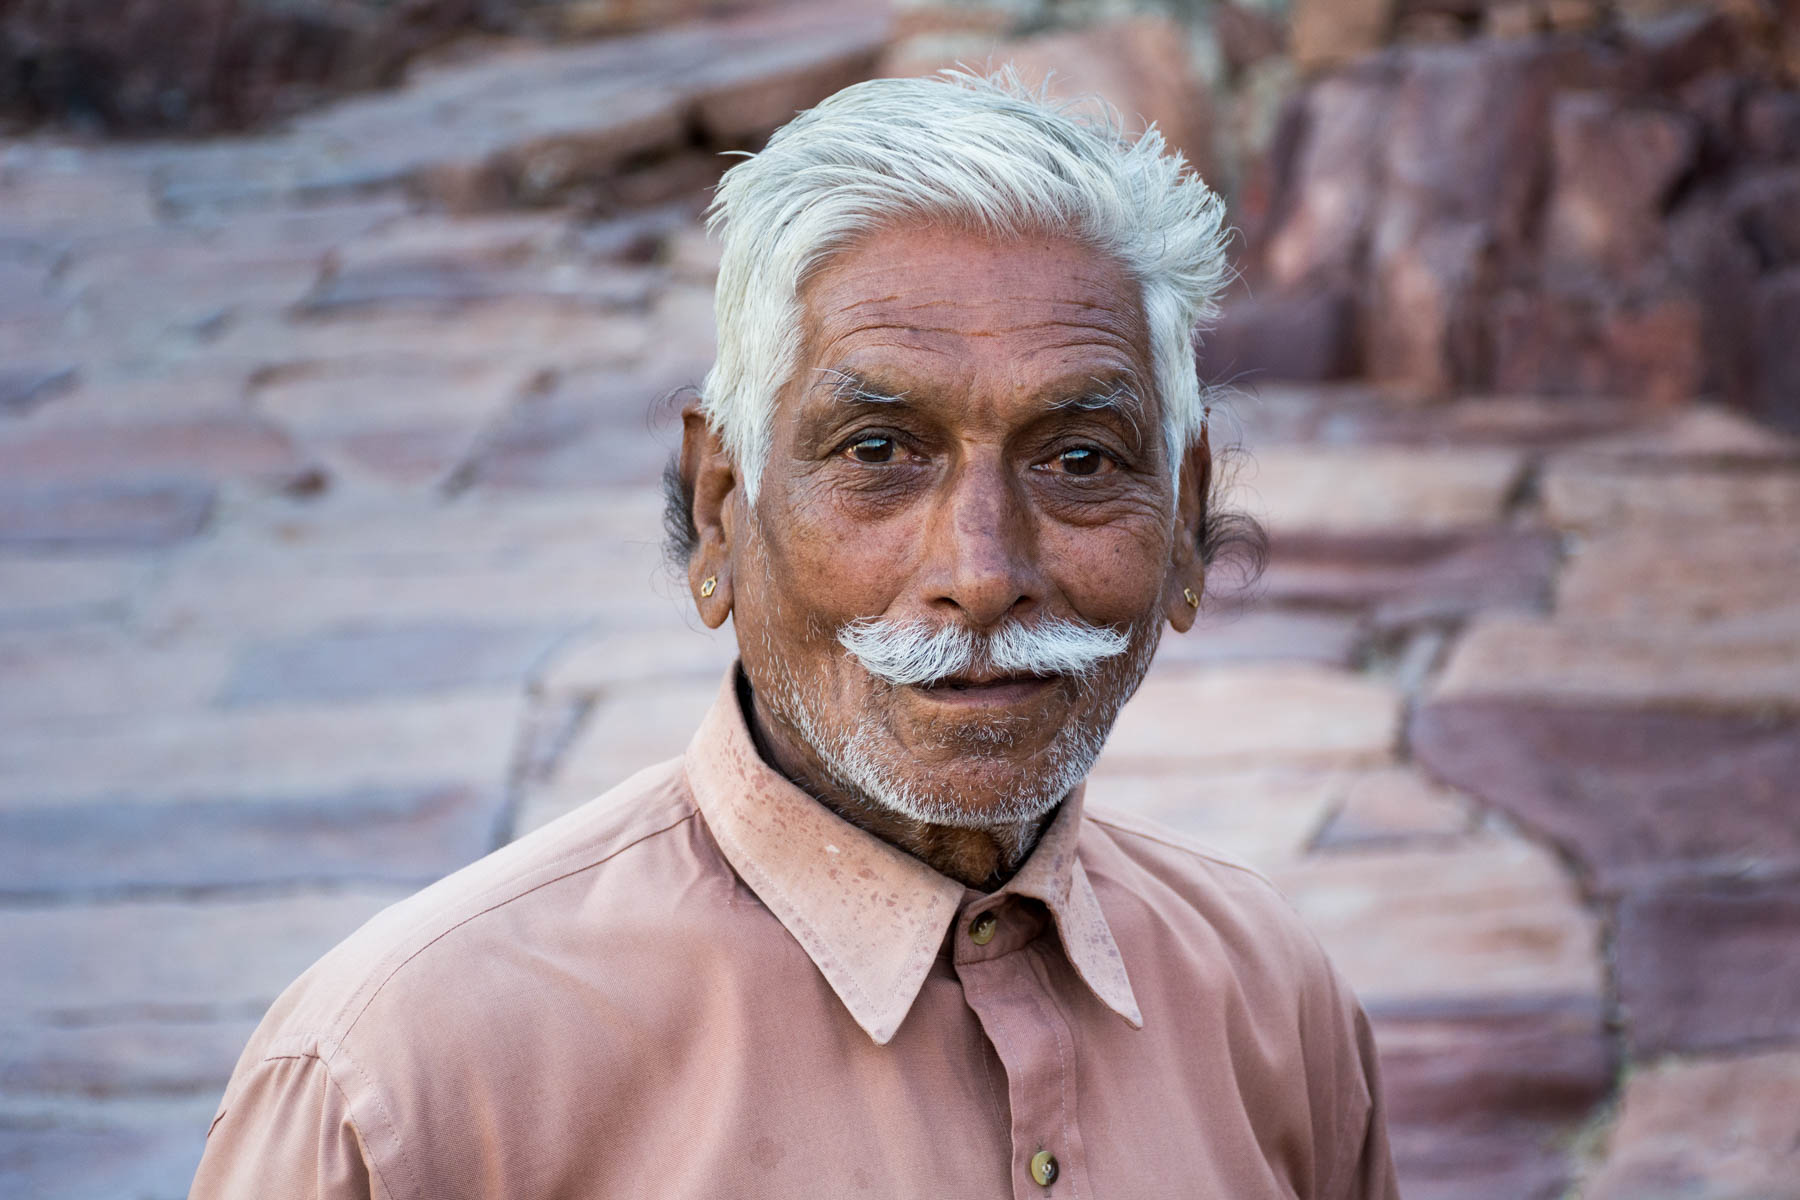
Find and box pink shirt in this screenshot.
[193,670,1396,1199]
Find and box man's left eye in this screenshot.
[1052,448,1108,476]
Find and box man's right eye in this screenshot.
[845,436,896,464]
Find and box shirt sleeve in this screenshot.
[191,1052,383,1200]
[1331,1004,1400,1200]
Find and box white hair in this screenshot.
[700,67,1232,506]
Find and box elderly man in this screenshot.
[193,71,1396,1199]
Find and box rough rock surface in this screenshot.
[1,10,1797,1198]
[1213,3,1800,429]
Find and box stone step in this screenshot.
[151,0,891,215]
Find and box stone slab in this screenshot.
[0,692,524,806]
[1312,767,1478,850]
[1556,525,1800,629]
[0,1017,257,1099]
[1258,530,1559,625]
[1084,770,1345,870]
[0,481,216,550]
[1615,879,1800,1055]
[0,365,77,417]
[0,558,148,629]
[1433,615,1800,713]
[0,889,402,1022]
[0,418,311,489]
[1271,835,1605,1006]
[0,1096,221,1200]
[1412,696,1800,894]
[535,622,739,695]
[1235,446,1528,537]
[0,784,503,897]
[1541,462,1800,531]
[219,622,565,705]
[514,677,720,834]
[0,633,234,724]
[1152,608,1365,670]
[1582,1049,1800,1200]
[1375,993,1614,1200]
[1098,664,1402,772]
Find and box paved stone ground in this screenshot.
[3,14,1799,1198]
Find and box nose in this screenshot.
[921,454,1044,629]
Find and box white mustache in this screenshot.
[838,615,1130,687]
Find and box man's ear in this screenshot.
[1164,429,1210,634]
[681,403,736,629]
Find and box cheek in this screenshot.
[1044,521,1172,622]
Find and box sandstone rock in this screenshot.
[1366,220,1493,394]
[885,18,1217,184]
[1099,664,1402,772]
[1379,41,1555,263]
[0,692,525,805]
[0,888,402,1021]
[1433,614,1800,711]
[1730,168,1800,270]
[514,676,720,832]
[1615,879,1800,1054]
[1540,460,1800,529]
[536,622,739,695]
[455,365,692,492]
[0,558,146,629]
[1265,73,1395,288]
[1582,1049,1800,1199]
[1376,994,1613,1200]
[0,365,75,416]
[1562,401,1800,465]
[1312,767,1477,849]
[1291,0,1397,72]
[0,481,215,550]
[0,783,504,896]
[1240,446,1527,537]
[1545,93,1698,279]
[1085,769,1346,869]
[1197,287,1361,383]
[1556,524,1800,628]
[1412,695,1800,894]
[1215,1,1288,82]
[0,1097,222,1200]
[0,417,309,489]
[1272,834,1605,1006]
[1153,609,1366,670]
[219,622,564,705]
[0,1017,256,1098]
[1258,530,1558,626]
[1752,268,1800,431]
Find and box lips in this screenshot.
[926,672,1053,691]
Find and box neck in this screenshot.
[739,676,1049,889]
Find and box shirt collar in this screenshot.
[684,667,1141,1044]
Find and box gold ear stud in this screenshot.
[700,576,717,598]
[1183,586,1200,609]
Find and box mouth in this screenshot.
[914,672,1059,707]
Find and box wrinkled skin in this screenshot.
[682,225,1209,887]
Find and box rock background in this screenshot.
[1,1,1797,1197]
[1211,0,1800,430]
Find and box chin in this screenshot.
[835,722,1105,831]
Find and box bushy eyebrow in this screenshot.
[814,367,909,406]
[815,367,1145,423]
[1048,375,1149,443]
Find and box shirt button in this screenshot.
[1029,1150,1059,1187]
[968,911,999,946]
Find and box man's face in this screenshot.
[704,225,1201,828]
